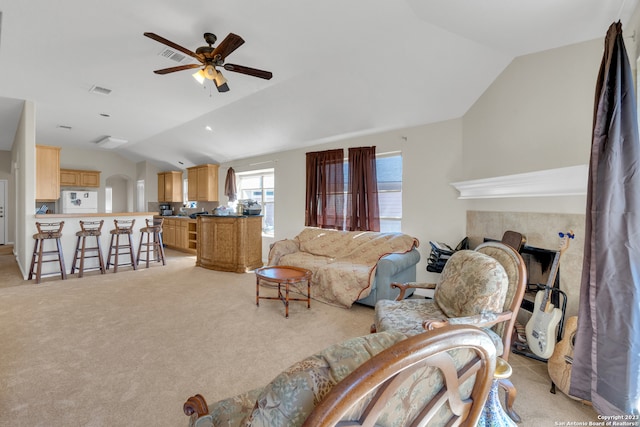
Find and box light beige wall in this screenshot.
[12,101,36,277]
[136,160,162,210]
[60,147,138,212]
[462,39,601,184]
[221,119,467,283]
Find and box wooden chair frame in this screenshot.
[185,325,497,427]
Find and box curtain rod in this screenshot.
[223,159,278,170]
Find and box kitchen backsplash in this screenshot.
[148,201,219,215]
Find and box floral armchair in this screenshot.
[371,241,527,422]
[184,325,497,427]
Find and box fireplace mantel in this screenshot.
[450,165,588,199]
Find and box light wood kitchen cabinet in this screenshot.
[158,171,183,202]
[197,215,262,273]
[162,218,176,246]
[60,169,101,187]
[36,145,61,201]
[187,164,219,201]
[160,217,195,254]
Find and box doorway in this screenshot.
[105,174,132,213]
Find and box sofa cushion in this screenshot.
[435,250,508,318]
[296,228,353,258]
[246,331,407,427]
[278,252,332,272]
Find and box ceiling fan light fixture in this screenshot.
[192,69,206,85]
[203,64,217,80]
[213,69,227,86]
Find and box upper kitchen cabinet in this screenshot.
[36,145,61,201]
[60,169,101,188]
[187,164,219,202]
[158,171,183,202]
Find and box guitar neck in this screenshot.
[540,232,572,311]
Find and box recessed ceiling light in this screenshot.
[205,126,213,131]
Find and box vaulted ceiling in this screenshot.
[0,0,637,170]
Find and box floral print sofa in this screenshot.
[267,227,420,308]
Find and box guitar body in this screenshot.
[524,230,574,360]
[548,316,585,401]
[525,290,563,359]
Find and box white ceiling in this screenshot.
[0,0,637,170]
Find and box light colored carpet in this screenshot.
[0,250,598,426]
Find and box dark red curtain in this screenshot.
[305,149,345,229]
[347,146,380,231]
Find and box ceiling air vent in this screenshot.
[158,47,190,64]
[95,136,127,149]
[89,85,112,96]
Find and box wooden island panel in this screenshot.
[197,215,263,273]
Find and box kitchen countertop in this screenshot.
[36,212,157,219]
[155,214,262,219]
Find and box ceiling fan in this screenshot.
[143,32,273,92]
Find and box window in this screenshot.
[341,153,403,232]
[136,180,145,212]
[375,154,402,232]
[105,187,112,213]
[237,169,274,236]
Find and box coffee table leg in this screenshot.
[307,279,311,308]
[285,282,290,318]
[256,277,260,306]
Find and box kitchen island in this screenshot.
[196,214,263,273]
[30,212,157,278]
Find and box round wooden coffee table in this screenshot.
[255,266,312,318]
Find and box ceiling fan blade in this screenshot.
[223,63,273,80]
[211,33,245,60]
[144,32,202,61]
[153,64,202,75]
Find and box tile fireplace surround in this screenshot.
[466,210,585,320]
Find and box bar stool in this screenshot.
[106,219,137,272]
[28,221,67,284]
[137,217,166,268]
[71,220,106,277]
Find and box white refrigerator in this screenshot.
[61,190,99,214]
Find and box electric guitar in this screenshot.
[525,231,573,359]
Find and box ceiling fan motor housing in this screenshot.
[203,32,217,46]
